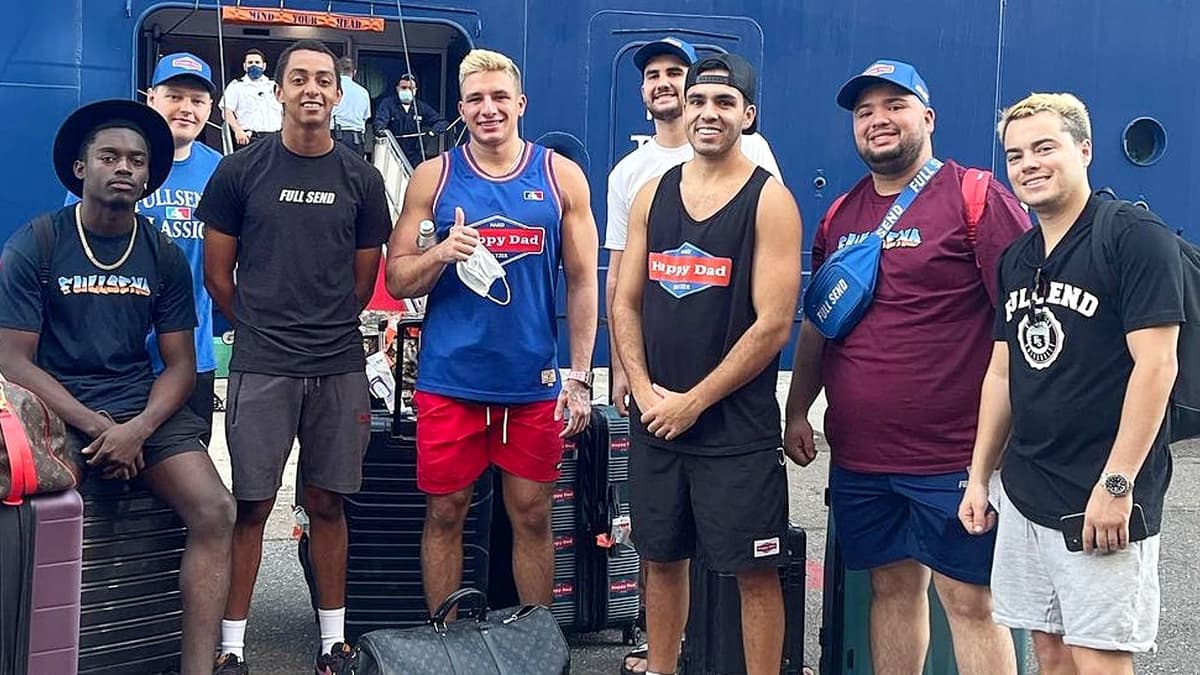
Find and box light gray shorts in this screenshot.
[989,479,1160,653]
[225,371,371,501]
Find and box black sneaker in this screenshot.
[214,652,250,675]
[314,642,353,675]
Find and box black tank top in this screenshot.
[632,164,781,455]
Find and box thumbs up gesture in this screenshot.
[436,206,480,263]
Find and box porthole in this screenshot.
[1122,117,1167,167]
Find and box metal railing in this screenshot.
[372,130,426,316]
[374,129,415,223]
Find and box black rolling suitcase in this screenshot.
[487,427,583,631]
[573,405,641,639]
[489,404,641,641]
[79,478,187,674]
[680,525,806,675]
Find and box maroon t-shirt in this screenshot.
[811,160,1030,474]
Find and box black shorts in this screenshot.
[67,407,209,474]
[187,370,216,445]
[629,442,789,573]
[225,371,371,500]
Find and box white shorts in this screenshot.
[989,480,1160,653]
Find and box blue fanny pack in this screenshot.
[802,158,944,340]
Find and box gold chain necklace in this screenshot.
[474,142,525,177]
[502,143,525,175]
[75,204,137,272]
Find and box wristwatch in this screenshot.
[1100,472,1133,497]
[565,370,594,389]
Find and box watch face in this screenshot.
[1104,473,1131,496]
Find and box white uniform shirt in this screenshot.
[219,76,282,133]
[604,133,783,251]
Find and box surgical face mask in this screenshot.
[247,65,265,79]
[398,89,415,104]
[456,244,510,305]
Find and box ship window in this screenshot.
[1123,117,1167,167]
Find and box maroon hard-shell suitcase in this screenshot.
[0,488,84,675]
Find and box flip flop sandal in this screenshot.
[619,642,648,675]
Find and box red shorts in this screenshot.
[414,390,564,494]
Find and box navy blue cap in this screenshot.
[836,59,931,110]
[633,37,698,72]
[151,52,216,94]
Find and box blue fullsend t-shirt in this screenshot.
[66,142,221,372]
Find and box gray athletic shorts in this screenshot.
[225,371,371,501]
[989,478,1160,653]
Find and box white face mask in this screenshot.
[456,244,511,305]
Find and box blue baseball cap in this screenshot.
[836,59,931,110]
[633,37,698,72]
[151,52,216,95]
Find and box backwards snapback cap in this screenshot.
[684,52,758,134]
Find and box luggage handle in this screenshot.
[430,587,489,633]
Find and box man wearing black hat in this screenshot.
[611,53,802,675]
[0,99,235,675]
[605,38,787,675]
[66,52,223,444]
[372,73,446,168]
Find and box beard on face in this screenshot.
[857,128,925,177]
[646,86,682,122]
[859,136,923,176]
[650,105,682,122]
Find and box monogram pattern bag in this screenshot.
[0,376,82,504]
[352,588,570,675]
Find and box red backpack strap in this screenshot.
[0,385,35,505]
[961,169,991,246]
[818,193,849,244]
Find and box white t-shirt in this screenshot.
[219,76,283,133]
[604,133,783,251]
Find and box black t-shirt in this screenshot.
[195,135,391,376]
[0,208,196,418]
[995,197,1184,534]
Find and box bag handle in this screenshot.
[0,385,36,505]
[430,587,489,632]
[869,157,943,240]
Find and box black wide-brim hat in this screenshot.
[53,99,174,198]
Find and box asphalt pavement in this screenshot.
[206,376,1200,674]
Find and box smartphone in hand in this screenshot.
[1060,503,1149,552]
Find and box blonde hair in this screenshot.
[997,92,1092,144]
[458,49,522,91]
